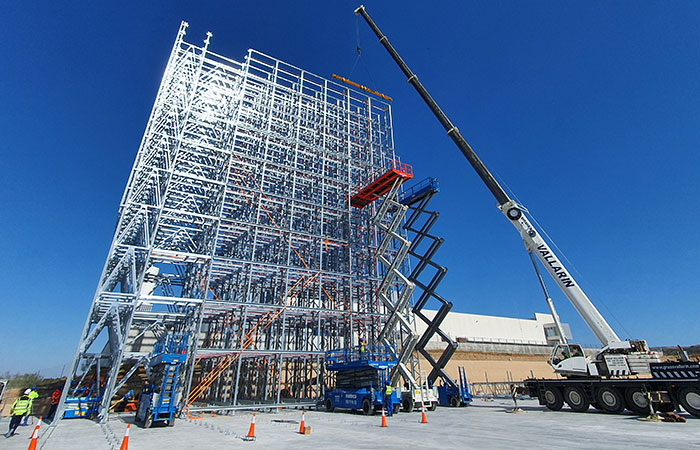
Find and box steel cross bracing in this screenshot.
[59,22,406,421]
[399,178,460,391]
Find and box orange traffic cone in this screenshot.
[298,411,306,434]
[243,413,256,441]
[380,408,387,427]
[420,404,428,424]
[119,424,130,450]
[26,417,41,450]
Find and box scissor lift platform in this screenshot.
[350,160,413,208]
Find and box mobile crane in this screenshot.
[354,5,700,418]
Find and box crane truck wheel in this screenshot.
[678,387,700,418]
[361,398,374,415]
[428,401,437,411]
[623,387,650,414]
[596,387,625,414]
[564,387,589,412]
[543,387,564,411]
[325,398,334,412]
[402,397,414,412]
[449,396,459,407]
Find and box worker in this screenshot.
[384,383,393,416]
[5,389,32,437]
[553,346,570,365]
[47,388,62,420]
[22,386,39,425]
[359,337,366,360]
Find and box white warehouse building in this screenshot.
[414,310,573,352]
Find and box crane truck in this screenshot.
[354,5,700,418]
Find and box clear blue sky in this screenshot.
[1,1,699,374]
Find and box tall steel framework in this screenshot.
[58,22,414,422]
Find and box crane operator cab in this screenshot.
[549,343,588,376]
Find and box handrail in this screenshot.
[325,344,397,366]
[398,177,439,203]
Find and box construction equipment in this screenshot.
[436,366,472,407]
[63,360,105,419]
[349,159,440,412]
[354,5,700,417]
[135,334,188,427]
[399,177,470,408]
[323,345,401,415]
[63,386,103,419]
[401,374,439,412]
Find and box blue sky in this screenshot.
[1,1,699,373]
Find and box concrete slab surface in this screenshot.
[1,399,698,449]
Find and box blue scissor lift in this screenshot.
[436,366,473,407]
[63,378,103,419]
[135,334,189,427]
[323,345,402,415]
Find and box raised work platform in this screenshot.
[399,177,440,206]
[350,160,413,208]
[325,345,398,371]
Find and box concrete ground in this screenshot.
[1,399,698,449]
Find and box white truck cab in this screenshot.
[549,344,588,376]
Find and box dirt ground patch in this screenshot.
[422,350,555,383]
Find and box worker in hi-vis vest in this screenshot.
[22,387,39,425]
[384,383,393,416]
[5,390,32,438]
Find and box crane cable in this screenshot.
[349,15,379,93]
[349,15,362,77]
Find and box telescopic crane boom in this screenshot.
[350,9,700,417]
[354,5,620,348]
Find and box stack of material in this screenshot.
[335,369,383,390]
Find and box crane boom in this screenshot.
[354,5,620,346]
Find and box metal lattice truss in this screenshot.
[59,21,412,421]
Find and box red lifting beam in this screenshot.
[350,160,413,208]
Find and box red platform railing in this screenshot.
[350,159,413,208]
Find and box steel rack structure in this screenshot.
[58,22,414,422]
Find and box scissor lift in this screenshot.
[399,177,471,406]
[135,334,189,427]
[323,345,401,415]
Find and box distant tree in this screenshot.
[5,372,44,389]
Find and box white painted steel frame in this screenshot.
[59,22,413,422]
